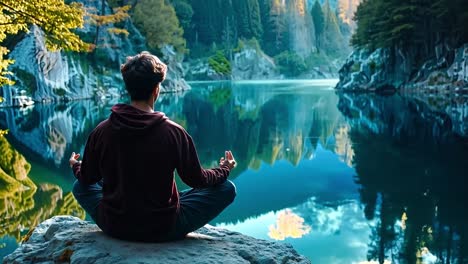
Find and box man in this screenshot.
[69,51,236,242]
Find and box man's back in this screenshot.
[71,52,236,242]
[73,103,231,241]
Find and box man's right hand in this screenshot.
[219,150,236,170]
[69,152,81,168]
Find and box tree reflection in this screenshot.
[339,93,468,264]
[268,209,311,240]
[183,83,348,178]
[0,136,85,242]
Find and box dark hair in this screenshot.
[120,51,167,100]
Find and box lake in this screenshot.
[1,80,468,263]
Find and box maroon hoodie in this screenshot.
[72,104,230,241]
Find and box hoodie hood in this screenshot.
[110,104,168,132]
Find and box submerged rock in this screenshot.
[3,216,310,264]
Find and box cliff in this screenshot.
[185,45,278,81]
[3,216,310,264]
[1,0,189,107]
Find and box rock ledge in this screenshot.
[3,216,310,264]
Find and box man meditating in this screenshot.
[69,51,236,242]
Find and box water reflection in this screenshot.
[268,209,311,240]
[0,136,84,245]
[0,81,467,263]
[339,93,468,264]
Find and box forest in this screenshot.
[351,0,468,61]
[108,0,357,77]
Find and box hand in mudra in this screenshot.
[69,152,81,168]
[219,150,236,170]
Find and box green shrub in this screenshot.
[13,68,37,94]
[351,62,361,72]
[53,88,67,97]
[306,52,331,69]
[369,60,377,73]
[274,51,307,77]
[208,51,231,75]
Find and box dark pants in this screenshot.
[72,179,236,240]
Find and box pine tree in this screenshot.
[267,0,288,54]
[351,0,468,52]
[234,0,251,38]
[321,0,346,56]
[190,0,223,45]
[311,0,325,50]
[171,0,193,33]
[248,0,263,40]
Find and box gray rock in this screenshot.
[287,0,316,58]
[447,44,468,83]
[232,48,278,80]
[336,43,468,92]
[184,59,230,81]
[3,216,310,264]
[161,45,190,93]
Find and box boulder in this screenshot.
[161,45,191,93]
[232,48,278,80]
[3,216,310,264]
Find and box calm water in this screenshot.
[1,80,468,263]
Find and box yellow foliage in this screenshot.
[87,5,130,26]
[86,4,130,45]
[268,209,311,240]
[0,0,90,86]
[0,129,8,137]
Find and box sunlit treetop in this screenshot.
[0,0,90,86]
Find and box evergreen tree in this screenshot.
[233,0,262,40]
[190,0,224,45]
[234,0,250,38]
[258,0,272,42]
[133,0,185,52]
[267,0,288,55]
[351,0,468,53]
[248,0,263,40]
[311,0,325,50]
[171,0,193,33]
[321,0,346,56]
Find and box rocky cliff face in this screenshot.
[287,0,316,57]
[336,44,468,92]
[232,48,278,80]
[185,46,278,81]
[3,216,310,264]
[2,0,189,107]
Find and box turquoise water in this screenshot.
[1,80,468,263]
